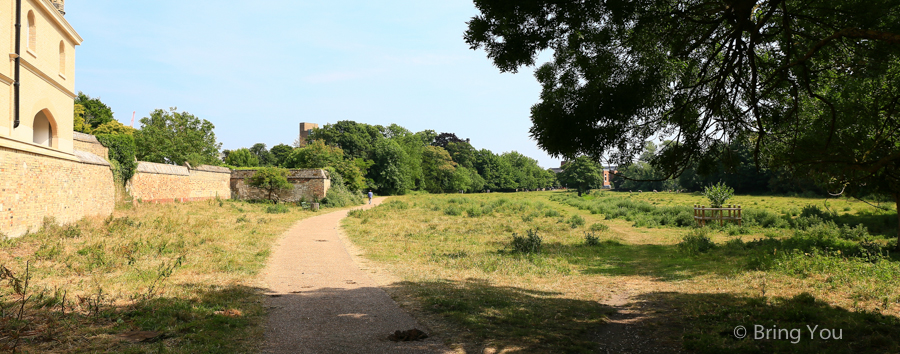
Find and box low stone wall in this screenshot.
[231,169,330,202]
[127,162,232,203]
[0,147,115,238]
[72,132,109,161]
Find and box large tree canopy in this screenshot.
[134,108,221,166]
[467,0,900,246]
[466,0,899,182]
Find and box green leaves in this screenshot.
[703,182,735,208]
[247,167,292,203]
[96,134,137,185]
[134,108,222,166]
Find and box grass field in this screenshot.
[342,191,900,353]
[0,199,322,353]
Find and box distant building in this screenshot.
[297,122,318,147]
[550,161,617,189]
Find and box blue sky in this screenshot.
[66,0,561,168]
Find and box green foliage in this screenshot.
[509,229,542,254]
[703,182,735,208]
[75,92,114,130]
[265,204,290,214]
[322,169,366,207]
[91,120,135,136]
[558,157,603,196]
[269,144,293,167]
[677,229,716,255]
[73,103,89,133]
[247,167,292,203]
[567,215,585,229]
[422,146,457,193]
[225,148,259,168]
[371,139,413,194]
[135,108,222,166]
[307,120,384,159]
[286,140,366,191]
[249,143,275,166]
[583,232,600,247]
[589,223,609,232]
[96,134,137,185]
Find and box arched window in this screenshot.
[27,11,36,52]
[59,41,65,75]
[33,110,53,147]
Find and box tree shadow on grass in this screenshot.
[633,291,900,354]
[381,278,615,353]
[3,284,267,353]
[542,241,747,281]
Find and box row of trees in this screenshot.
[75,93,224,169]
[225,121,559,195]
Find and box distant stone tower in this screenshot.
[298,122,318,147]
[50,0,65,15]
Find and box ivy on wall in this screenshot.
[96,134,137,184]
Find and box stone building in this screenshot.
[0,0,117,238]
[297,122,318,147]
[1,0,81,157]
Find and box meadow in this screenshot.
[0,199,321,353]
[342,191,900,353]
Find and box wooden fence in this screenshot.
[693,205,742,227]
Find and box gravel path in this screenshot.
[262,198,450,354]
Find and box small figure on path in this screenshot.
[368,190,373,204]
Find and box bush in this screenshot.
[703,181,734,207]
[444,205,463,216]
[322,168,365,207]
[589,223,610,232]
[584,232,600,246]
[568,215,586,229]
[678,229,716,254]
[266,204,290,214]
[510,229,542,254]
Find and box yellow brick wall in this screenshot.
[188,170,231,200]
[0,147,115,238]
[73,140,108,160]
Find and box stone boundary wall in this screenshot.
[0,146,115,238]
[73,132,109,160]
[127,162,232,203]
[231,169,330,202]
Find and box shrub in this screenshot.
[321,170,365,207]
[266,204,290,214]
[510,229,542,254]
[444,205,463,216]
[584,232,600,246]
[702,181,734,207]
[589,223,609,232]
[678,229,715,254]
[568,215,586,229]
[544,209,561,217]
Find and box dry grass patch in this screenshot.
[0,199,326,353]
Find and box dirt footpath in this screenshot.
[261,198,450,354]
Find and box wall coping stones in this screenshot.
[192,164,232,174]
[74,150,111,166]
[230,169,328,179]
[136,161,190,176]
[73,132,100,143]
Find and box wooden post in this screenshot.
[738,205,742,226]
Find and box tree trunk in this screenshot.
[895,193,900,252]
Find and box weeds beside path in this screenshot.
[262,197,450,354]
[0,199,330,353]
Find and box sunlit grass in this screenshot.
[343,191,900,353]
[0,199,324,353]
